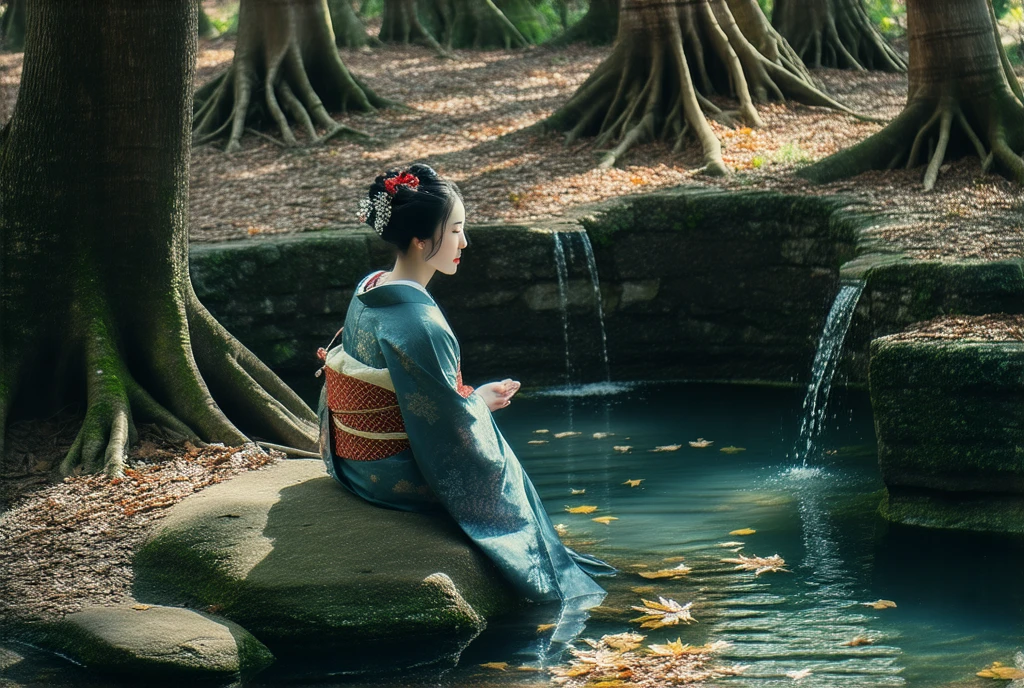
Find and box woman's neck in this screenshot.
[388,253,435,289]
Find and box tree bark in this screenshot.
[549,0,618,46]
[544,0,854,172]
[772,0,906,72]
[328,0,377,47]
[0,0,317,476]
[193,0,388,153]
[493,0,555,43]
[383,0,529,50]
[0,0,25,51]
[379,0,446,51]
[802,0,1024,189]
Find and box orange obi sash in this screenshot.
[322,342,475,462]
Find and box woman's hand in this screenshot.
[476,378,521,412]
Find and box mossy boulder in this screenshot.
[32,604,273,681]
[870,336,1024,533]
[132,460,521,674]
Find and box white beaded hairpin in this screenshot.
[357,192,391,236]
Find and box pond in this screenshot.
[3,381,1022,687]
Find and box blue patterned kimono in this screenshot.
[318,271,615,607]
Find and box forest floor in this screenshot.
[2,36,1023,260]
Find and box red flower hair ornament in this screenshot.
[358,170,420,236]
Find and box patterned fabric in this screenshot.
[318,270,616,610]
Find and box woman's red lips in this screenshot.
[453,258,461,264]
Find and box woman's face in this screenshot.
[425,196,467,276]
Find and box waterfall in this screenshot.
[552,232,573,388]
[794,280,865,466]
[578,232,611,383]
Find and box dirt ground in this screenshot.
[2,30,1023,261]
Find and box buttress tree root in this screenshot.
[1,0,319,477]
[773,0,906,72]
[193,0,389,153]
[544,0,857,173]
[328,0,378,48]
[801,0,1024,190]
[384,0,530,50]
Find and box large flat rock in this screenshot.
[132,460,520,673]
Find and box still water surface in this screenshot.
[4,382,1022,687]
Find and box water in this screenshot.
[6,382,1024,687]
[576,232,611,383]
[794,282,865,466]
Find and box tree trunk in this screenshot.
[0,0,25,51]
[193,0,389,153]
[549,0,618,46]
[383,0,529,50]
[0,0,318,476]
[802,0,1024,190]
[379,0,445,51]
[328,0,376,47]
[198,6,217,38]
[544,0,853,172]
[772,0,906,71]
[493,0,554,43]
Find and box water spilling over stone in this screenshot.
[794,281,865,466]
[551,231,612,389]
[578,232,611,383]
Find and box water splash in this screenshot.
[794,281,865,466]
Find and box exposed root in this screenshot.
[328,0,378,48]
[772,0,906,72]
[192,0,388,152]
[546,0,856,173]
[420,0,530,50]
[801,96,1024,190]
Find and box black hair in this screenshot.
[363,163,464,259]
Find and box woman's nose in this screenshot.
[459,231,469,249]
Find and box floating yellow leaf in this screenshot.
[613,445,633,453]
[527,440,548,445]
[650,444,682,452]
[722,553,789,575]
[648,638,690,656]
[571,488,586,495]
[626,563,649,569]
[631,585,656,594]
[537,623,556,633]
[479,662,508,671]
[719,446,746,454]
[593,432,615,439]
[629,597,696,628]
[662,556,686,563]
[566,505,599,514]
[622,479,644,487]
[130,604,151,611]
[553,523,568,535]
[841,636,873,647]
[862,599,897,610]
[689,438,713,448]
[729,528,756,536]
[603,632,645,652]
[637,563,692,579]
[592,516,619,525]
[534,429,549,434]
[978,662,1024,679]
[718,541,746,548]
[554,431,582,439]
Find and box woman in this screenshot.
[317,164,615,609]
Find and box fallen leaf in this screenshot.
[534,429,549,434]
[648,638,691,656]
[566,505,599,514]
[571,488,586,494]
[479,662,508,671]
[537,623,556,633]
[622,479,644,487]
[718,541,746,548]
[603,632,645,652]
[637,563,692,579]
[516,666,543,672]
[626,563,649,569]
[630,585,656,594]
[527,440,548,445]
[130,604,151,611]
[553,523,568,535]
[978,661,1024,679]
[862,599,897,610]
[719,446,746,454]
[613,445,632,453]
[554,431,582,439]
[841,636,873,647]
[786,668,812,680]
[592,516,619,525]
[689,438,714,448]
[662,556,686,563]
[722,553,789,575]
[593,432,615,439]
[729,528,756,536]
[629,597,696,628]
[650,444,682,452]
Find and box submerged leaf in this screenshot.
[593,432,615,439]
[537,623,556,633]
[717,541,746,548]
[721,553,789,575]
[566,505,599,514]
[622,479,644,487]
[534,429,550,434]
[592,516,619,525]
[553,523,568,536]
[841,636,874,647]
[719,446,746,454]
[688,438,714,448]
[862,599,897,610]
[479,662,508,670]
[527,440,549,445]
[554,431,582,439]
[571,488,586,495]
[637,563,692,579]
[662,556,687,563]
[613,445,633,453]
[729,528,756,536]
[977,661,1024,679]
[786,668,812,680]
[650,444,682,452]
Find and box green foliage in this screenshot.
[771,142,812,166]
[757,0,773,18]
[360,0,383,19]
[864,0,906,37]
